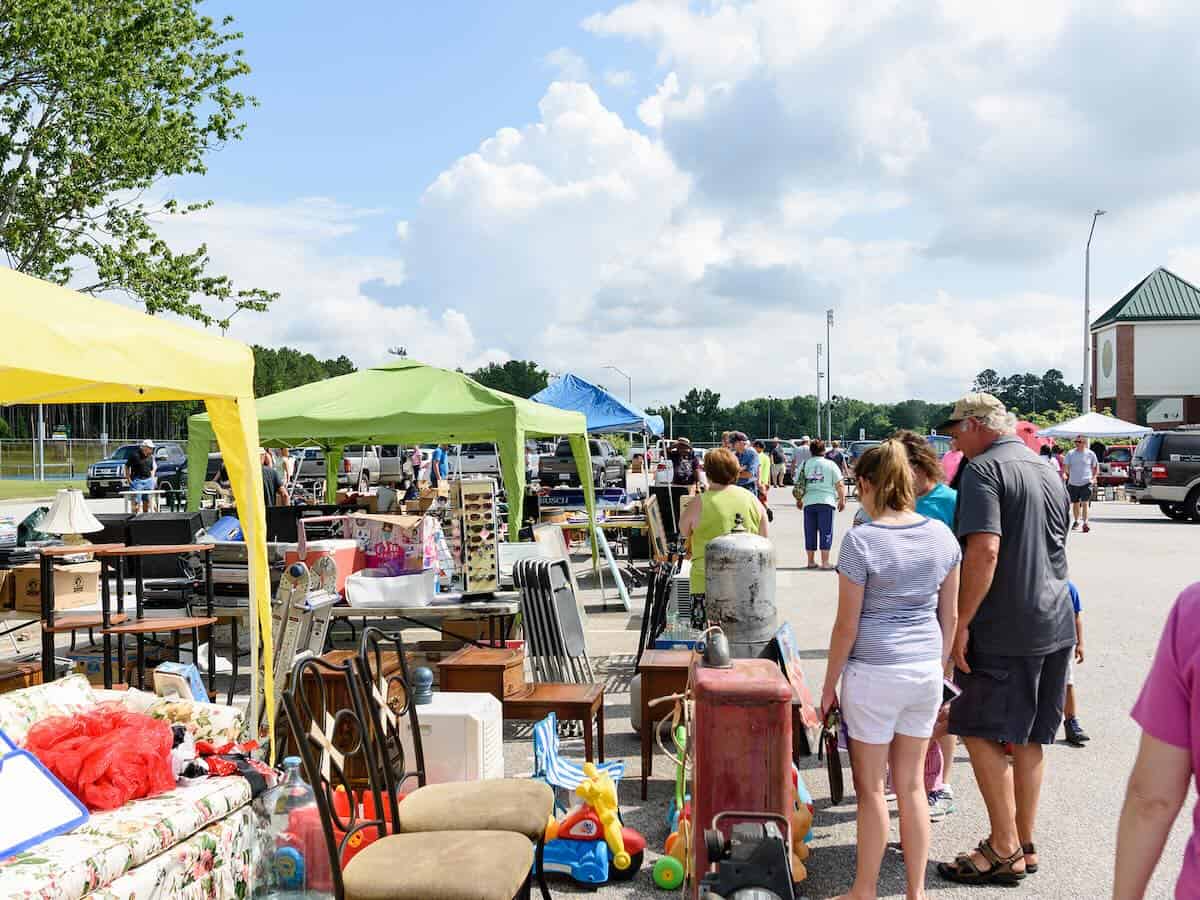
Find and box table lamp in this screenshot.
[41,489,103,556]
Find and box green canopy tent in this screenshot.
[186,359,595,534]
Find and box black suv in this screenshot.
[1127,430,1200,521]
[86,442,188,498]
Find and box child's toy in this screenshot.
[532,712,624,810]
[791,765,813,882]
[539,762,646,885]
[653,723,691,890]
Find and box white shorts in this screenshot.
[841,659,943,744]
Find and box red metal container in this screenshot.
[690,657,793,897]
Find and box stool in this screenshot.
[503,683,606,762]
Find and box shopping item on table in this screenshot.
[349,514,436,574]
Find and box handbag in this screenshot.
[791,459,809,503]
[817,704,845,805]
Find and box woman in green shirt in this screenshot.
[679,447,769,622]
[795,438,846,569]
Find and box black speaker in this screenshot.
[93,513,134,547]
[128,512,205,578]
[628,529,651,560]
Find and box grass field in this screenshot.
[0,479,85,500]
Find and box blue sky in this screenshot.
[159,1,1200,408]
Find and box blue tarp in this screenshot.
[531,373,665,435]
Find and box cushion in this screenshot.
[343,830,534,900]
[0,777,250,900]
[397,779,553,841]
[145,696,244,745]
[0,674,97,744]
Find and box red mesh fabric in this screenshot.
[24,703,175,811]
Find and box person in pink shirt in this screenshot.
[1115,583,1200,899]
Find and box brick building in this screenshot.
[1091,267,1200,429]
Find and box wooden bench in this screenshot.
[503,682,606,762]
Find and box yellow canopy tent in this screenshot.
[0,268,274,735]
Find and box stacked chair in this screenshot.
[634,548,684,667]
[282,626,554,900]
[512,558,594,685]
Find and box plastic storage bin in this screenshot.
[345,568,436,608]
[281,539,361,593]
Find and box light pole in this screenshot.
[826,309,834,442]
[767,395,773,437]
[604,365,632,405]
[816,344,824,437]
[1083,209,1106,412]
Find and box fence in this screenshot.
[0,439,175,480]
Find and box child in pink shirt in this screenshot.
[1116,583,1200,898]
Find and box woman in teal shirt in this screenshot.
[795,438,846,569]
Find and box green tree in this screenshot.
[251,345,357,398]
[468,360,549,398]
[0,0,275,325]
[972,369,1003,395]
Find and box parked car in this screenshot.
[87,442,187,498]
[1097,443,1135,487]
[539,438,627,487]
[926,434,953,459]
[295,444,379,488]
[846,440,881,471]
[451,440,543,484]
[1127,430,1200,521]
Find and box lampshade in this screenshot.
[41,489,103,535]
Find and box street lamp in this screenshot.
[816,344,824,437]
[767,395,773,437]
[1083,209,1106,412]
[603,365,632,404]
[826,309,834,442]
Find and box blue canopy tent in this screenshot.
[531,373,665,435]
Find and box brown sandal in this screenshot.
[937,839,1027,885]
[1023,843,1038,874]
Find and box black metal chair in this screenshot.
[282,654,537,900]
[356,626,554,900]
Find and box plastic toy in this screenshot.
[653,723,691,890]
[539,762,646,885]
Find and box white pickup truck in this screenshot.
[452,441,543,484]
[296,444,380,488]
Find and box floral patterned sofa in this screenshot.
[0,675,256,900]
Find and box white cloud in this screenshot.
[394,220,409,241]
[604,69,635,89]
[543,47,590,82]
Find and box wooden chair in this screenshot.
[356,627,554,900]
[282,654,537,900]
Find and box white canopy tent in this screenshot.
[1037,411,1153,439]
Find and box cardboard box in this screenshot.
[0,569,13,610]
[66,651,122,686]
[12,561,101,613]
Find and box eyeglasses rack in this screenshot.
[449,477,499,595]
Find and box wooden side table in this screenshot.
[503,682,606,762]
[95,545,216,692]
[437,646,526,701]
[38,544,127,684]
[637,649,692,800]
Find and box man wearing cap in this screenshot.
[731,432,759,492]
[936,393,1073,886]
[666,437,701,489]
[125,439,157,513]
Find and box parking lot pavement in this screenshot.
[536,488,1193,898]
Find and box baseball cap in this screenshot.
[730,431,749,443]
[937,392,1006,431]
[140,439,155,449]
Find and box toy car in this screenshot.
[539,762,646,885]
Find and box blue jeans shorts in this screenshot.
[129,477,156,501]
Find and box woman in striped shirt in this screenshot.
[822,439,962,900]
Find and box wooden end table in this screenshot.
[503,682,606,762]
[37,544,127,684]
[637,649,692,800]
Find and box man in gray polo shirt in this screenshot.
[936,393,1073,886]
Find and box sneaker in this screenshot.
[1064,717,1090,745]
[928,787,956,822]
[1071,520,1079,531]
[1082,522,1091,533]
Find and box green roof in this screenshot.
[1092,267,1200,329]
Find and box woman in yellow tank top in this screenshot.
[678,447,770,616]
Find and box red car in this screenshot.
[1098,444,1135,487]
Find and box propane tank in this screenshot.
[703,514,777,658]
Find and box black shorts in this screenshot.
[948,646,1072,745]
[1067,483,1092,503]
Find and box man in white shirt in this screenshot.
[1063,436,1099,532]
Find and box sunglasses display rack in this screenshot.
[450,477,499,595]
